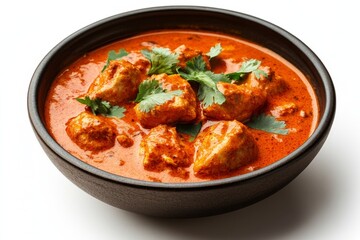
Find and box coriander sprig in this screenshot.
[76,96,125,118]
[206,43,222,60]
[226,59,268,81]
[246,113,289,135]
[176,122,202,141]
[101,49,128,72]
[178,56,230,108]
[135,79,183,113]
[141,47,179,75]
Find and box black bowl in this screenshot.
[27,6,335,218]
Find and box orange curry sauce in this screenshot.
[45,30,319,183]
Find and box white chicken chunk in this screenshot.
[194,120,258,176]
[203,82,267,122]
[122,52,150,74]
[140,125,191,171]
[244,66,287,96]
[270,102,297,118]
[204,65,287,122]
[87,59,142,105]
[134,74,197,128]
[66,112,117,152]
[174,45,211,69]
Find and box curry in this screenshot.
[45,30,319,183]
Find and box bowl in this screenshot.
[27,6,336,217]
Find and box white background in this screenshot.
[1,0,359,239]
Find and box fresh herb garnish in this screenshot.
[76,96,125,118]
[141,47,179,75]
[135,79,183,113]
[206,43,222,60]
[182,54,207,72]
[226,59,268,81]
[101,49,128,72]
[246,113,289,135]
[178,56,230,108]
[176,122,202,141]
[196,73,229,108]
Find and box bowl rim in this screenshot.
[28,5,336,189]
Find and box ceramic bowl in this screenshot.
[28,6,336,217]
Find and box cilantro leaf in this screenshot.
[135,79,163,102]
[187,71,229,107]
[239,59,261,73]
[198,84,226,108]
[135,79,183,113]
[178,56,230,108]
[183,54,207,72]
[107,105,126,118]
[226,59,268,81]
[138,91,182,113]
[102,49,128,72]
[176,122,202,141]
[253,68,268,79]
[206,43,222,60]
[246,113,289,135]
[76,96,125,118]
[141,47,179,75]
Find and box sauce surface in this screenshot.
[45,30,319,182]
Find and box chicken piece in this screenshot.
[244,66,287,96]
[122,52,150,75]
[87,59,141,105]
[204,65,288,122]
[194,120,258,176]
[270,102,297,118]
[134,74,197,128]
[203,82,267,122]
[140,125,191,171]
[116,133,134,148]
[66,112,117,152]
[244,66,273,88]
[264,76,288,96]
[174,45,211,69]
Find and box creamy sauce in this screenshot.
[45,30,319,182]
